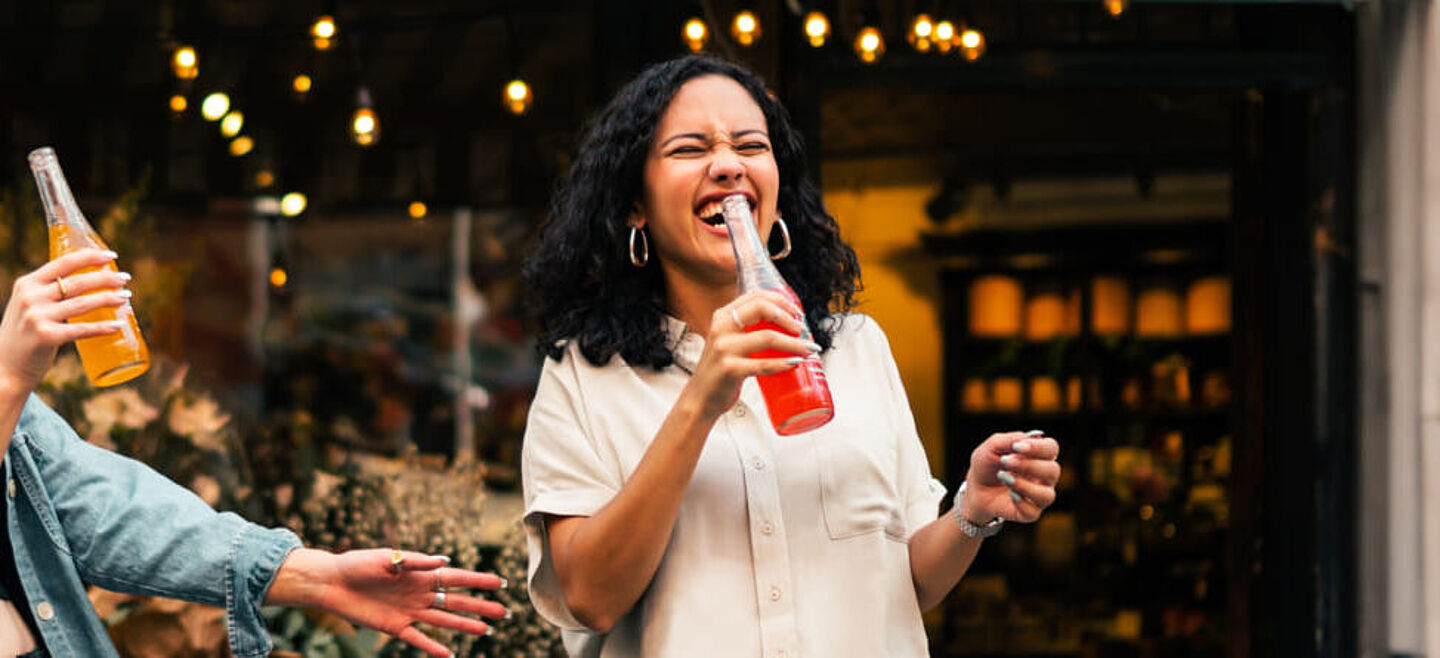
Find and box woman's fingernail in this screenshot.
[499,578,509,589]
[804,341,821,353]
[997,471,1016,487]
[785,357,804,366]
[117,289,133,299]
[1000,454,1016,468]
[101,250,118,259]
[504,608,514,620]
[430,554,451,564]
[486,626,496,636]
[1013,441,1031,454]
[117,271,132,282]
[1026,429,1045,437]
[108,320,127,330]
[1009,490,1023,503]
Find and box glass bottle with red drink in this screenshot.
[721,194,834,435]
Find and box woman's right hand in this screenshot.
[680,289,818,420]
[0,249,131,393]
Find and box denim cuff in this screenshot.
[226,523,302,658]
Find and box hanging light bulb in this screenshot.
[293,74,312,95]
[683,18,708,52]
[171,45,198,80]
[220,111,244,138]
[408,201,428,219]
[909,14,935,52]
[854,26,885,64]
[280,192,307,217]
[732,10,761,46]
[311,15,337,50]
[1105,0,1129,17]
[200,92,230,121]
[269,267,288,288]
[351,87,379,147]
[803,11,829,47]
[934,21,956,54]
[169,94,188,115]
[229,135,254,157]
[959,27,986,61]
[255,170,276,188]
[505,79,532,115]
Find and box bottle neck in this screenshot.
[721,195,785,293]
[28,149,84,229]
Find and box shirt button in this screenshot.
[752,458,765,471]
[769,586,781,601]
[733,405,747,417]
[761,521,774,535]
[35,602,53,621]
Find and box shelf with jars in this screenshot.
[923,222,1233,658]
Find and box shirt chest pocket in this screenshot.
[812,425,906,541]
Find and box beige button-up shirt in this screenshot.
[523,314,947,658]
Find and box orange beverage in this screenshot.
[30,148,150,387]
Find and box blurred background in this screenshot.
[1,0,1436,657]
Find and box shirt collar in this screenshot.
[662,315,704,375]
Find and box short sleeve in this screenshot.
[861,318,948,538]
[521,353,623,630]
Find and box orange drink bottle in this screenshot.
[28,147,149,386]
[720,194,834,435]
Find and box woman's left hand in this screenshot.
[962,431,1061,523]
[267,548,509,657]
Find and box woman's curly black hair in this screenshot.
[523,55,860,370]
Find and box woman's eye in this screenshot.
[668,146,705,156]
[738,143,769,153]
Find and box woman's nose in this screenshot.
[708,152,745,182]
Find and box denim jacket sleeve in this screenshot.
[15,395,301,658]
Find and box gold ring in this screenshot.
[389,550,405,574]
[730,307,744,331]
[55,277,68,300]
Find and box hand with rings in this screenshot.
[0,248,129,393]
[264,548,510,657]
[680,289,821,420]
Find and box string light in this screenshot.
[1105,0,1129,17]
[959,27,986,61]
[255,170,276,188]
[220,111,244,138]
[803,11,829,47]
[731,10,760,47]
[200,93,230,121]
[351,87,379,147]
[683,18,708,52]
[280,192,307,217]
[408,201,428,219]
[171,46,198,80]
[269,267,288,288]
[311,15,337,50]
[229,135,254,157]
[909,14,935,52]
[169,94,188,114]
[854,26,885,64]
[934,21,956,54]
[293,74,312,95]
[505,79,531,115]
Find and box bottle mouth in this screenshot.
[28,147,58,172]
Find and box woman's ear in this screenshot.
[628,203,646,230]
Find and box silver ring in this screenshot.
[389,550,404,574]
[431,590,447,609]
[730,307,744,331]
[55,277,68,300]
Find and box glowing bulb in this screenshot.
[855,27,885,64]
[311,15,336,50]
[732,10,760,47]
[280,192,307,217]
[351,88,378,147]
[172,46,198,79]
[269,267,288,288]
[803,12,829,47]
[505,79,531,115]
[220,111,244,138]
[683,18,708,52]
[909,14,935,52]
[169,94,188,114]
[934,21,956,53]
[960,28,986,61]
[408,201,428,219]
[200,93,230,121]
[1105,0,1129,17]
[293,74,312,94]
[255,170,275,188]
[229,135,254,157]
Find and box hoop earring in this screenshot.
[629,226,649,267]
[770,217,792,261]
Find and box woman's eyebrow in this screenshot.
[659,128,770,149]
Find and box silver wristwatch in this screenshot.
[954,482,1004,538]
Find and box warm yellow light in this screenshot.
[200,93,230,121]
[731,10,760,47]
[505,79,531,115]
[803,12,829,47]
[909,14,935,52]
[169,94,188,113]
[855,27,885,64]
[172,46,198,79]
[683,18,708,52]
[960,28,986,61]
[269,267,288,288]
[408,201,427,219]
[934,20,956,54]
[255,170,275,188]
[220,111,244,137]
[280,192,307,217]
[311,15,336,50]
[351,106,378,146]
[1105,0,1130,17]
[229,135,254,157]
[293,74,312,94]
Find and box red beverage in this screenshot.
[721,195,834,435]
